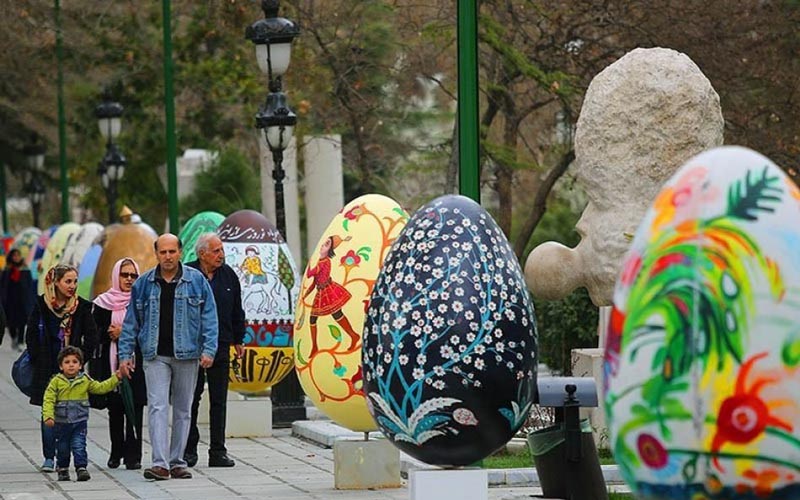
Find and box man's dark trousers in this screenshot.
[186,344,230,459]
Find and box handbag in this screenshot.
[11,319,43,398]
[11,350,34,397]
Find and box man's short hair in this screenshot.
[154,235,183,252]
[195,232,221,256]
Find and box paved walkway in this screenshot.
[0,341,565,500]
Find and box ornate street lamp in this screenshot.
[256,91,297,238]
[23,135,47,227]
[95,92,127,222]
[245,0,300,92]
[26,176,46,228]
[247,0,305,427]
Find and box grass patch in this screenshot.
[608,493,634,499]
[482,447,532,469]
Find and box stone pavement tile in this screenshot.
[3,493,66,500]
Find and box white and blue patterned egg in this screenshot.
[363,195,538,466]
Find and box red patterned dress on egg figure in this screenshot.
[304,235,359,355]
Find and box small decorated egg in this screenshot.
[179,211,225,263]
[217,209,300,394]
[11,227,42,263]
[38,223,81,294]
[62,222,104,268]
[78,243,102,300]
[604,146,800,499]
[363,195,538,466]
[295,194,409,432]
[29,226,58,281]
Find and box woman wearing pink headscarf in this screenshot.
[90,258,147,470]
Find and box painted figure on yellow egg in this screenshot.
[304,235,359,355]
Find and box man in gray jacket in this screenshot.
[118,233,218,481]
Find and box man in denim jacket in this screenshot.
[118,233,218,481]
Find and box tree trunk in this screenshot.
[446,120,459,194]
[512,149,575,259]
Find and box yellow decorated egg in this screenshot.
[218,209,300,394]
[294,195,409,432]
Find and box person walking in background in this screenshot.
[118,234,218,481]
[91,258,147,470]
[1,248,35,350]
[42,346,120,482]
[26,264,98,473]
[184,233,245,468]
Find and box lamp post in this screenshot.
[95,93,126,223]
[23,136,47,228]
[247,0,305,427]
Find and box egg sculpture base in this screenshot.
[408,468,488,500]
[224,393,273,438]
[333,438,400,490]
[605,146,800,499]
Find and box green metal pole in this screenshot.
[457,0,480,203]
[55,0,69,222]
[162,0,179,232]
[0,163,7,234]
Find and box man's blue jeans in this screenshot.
[55,420,88,469]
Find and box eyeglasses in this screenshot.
[119,272,139,280]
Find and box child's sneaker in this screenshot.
[57,469,70,481]
[76,467,90,482]
[40,459,55,472]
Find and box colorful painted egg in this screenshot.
[11,227,41,263]
[38,223,81,295]
[295,194,409,432]
[92,221,157,298]
[29,226,58,281]
[179,211,225,263]
[78,243,102,300]
[217,209,300,394]
[62,222,104,268]
[604,146,800,499]
[363,195,538,466]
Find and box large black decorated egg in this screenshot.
[363,195,538,466]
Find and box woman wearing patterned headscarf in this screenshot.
[25,264,98,472]
[90,258,147,470]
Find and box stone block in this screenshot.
[333,439,400,490]
[408,468,487,500]
[225,395,272,438]
[571,347,608,449]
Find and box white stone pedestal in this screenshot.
[408,468,487,500]
[196,387,272,437]
[225,394,273,438]
[333,439,401,490]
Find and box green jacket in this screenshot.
[42,372,119,423]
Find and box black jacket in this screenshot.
[25,295,98,406]
[88,305,148,408]
[0,268,35,328]
[186,261,245,345]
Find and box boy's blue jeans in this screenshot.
[55,421,88,469]
[41,420,56,461]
